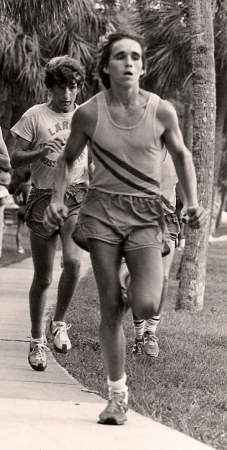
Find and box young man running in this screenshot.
[43,32,206,424]
[11,56,88,371]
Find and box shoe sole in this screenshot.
[54,343,70,353]
[144,349,159,358]
[28,359,47,371]
[98,417,127,425]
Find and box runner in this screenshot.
[13,169,32,254]
[43,32,206,424]
[10,56,88,371]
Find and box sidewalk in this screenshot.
[0,251,212,450]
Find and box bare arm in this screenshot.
[159,101,206,228]
[10,136,64,169]
[43,107,91,230]
[0,129,11,172]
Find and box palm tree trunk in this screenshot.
[176,0,216,311]
[210,68,227,231]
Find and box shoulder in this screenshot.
[157,99,178,129]
[71,95,99,135]
[22,104,46,119]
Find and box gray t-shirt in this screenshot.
[11,104,88,189]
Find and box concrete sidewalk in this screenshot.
[0,251,212,450]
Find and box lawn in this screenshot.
[47,225,227,450]
[2,217,226,449]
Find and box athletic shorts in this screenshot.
[17,205,26,221]
[165,212,180,247]
[78,189,168,253]
[26,183,87,239]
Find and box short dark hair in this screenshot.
[45,56,85,90]
[96,31,146,89]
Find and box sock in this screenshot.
[107,373,128,404]
[144,316,161,334]
[30,335,43,348]
[133,319,144,340]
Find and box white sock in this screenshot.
[107,373,128,404]
[144,316,161,334]
[133,319,145,340]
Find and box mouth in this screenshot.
[123,71,133,76]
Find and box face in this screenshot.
[49,83,78,113]
[104,39,144,87]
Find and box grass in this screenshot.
[47,222,227,450]
[2,218,226,448]
[0,225,32,267]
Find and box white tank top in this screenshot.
[90,92,165,196]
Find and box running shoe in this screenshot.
[18,247,25,254]
[143,330,159,358]
[98,392,128,425]
[132,338,144,356]
[50,320,71,353]
[28,338,47,371]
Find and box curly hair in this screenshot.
[96,31,146,90]
[45,56,85,90]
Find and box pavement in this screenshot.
[0,249,213,450]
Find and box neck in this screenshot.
[107,85,140,108]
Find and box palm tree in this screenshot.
[176,0,216,310]
[0,0,109,151]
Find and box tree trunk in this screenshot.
[176,0,216,311]
[183,92,193,152]
[210,68,227,231]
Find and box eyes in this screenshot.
[114,52,141,61]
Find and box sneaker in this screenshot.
[143,331,159,358]
[98,392,128,425]
[28,338,47,371]
[18,247,25,254]
[132,338,144,355]
[119,259,130,305]
[50,320,71,353]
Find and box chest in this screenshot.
[107,103,147,128]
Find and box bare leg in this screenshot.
[125,246,163,320]
[0,205,4,257]
[155,239,176,316]
[89,240,163,381]
[54,215,83,322]
[16,218,24,251]
[88,239,124,382]
[29,230,58,339]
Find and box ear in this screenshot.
[140,68,145,75]
[103,65,109,74]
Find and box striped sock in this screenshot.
[144,316,161,334]
[133,319,145,340]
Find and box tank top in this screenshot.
[90,92,164,196]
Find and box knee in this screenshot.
[133,303,159,320]
[63,255,81,274]
[34,273,52,290]
[131,289,160,320]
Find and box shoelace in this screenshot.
[133,340,144,353]
[109,394,127,412]
[30,342,48,360]
[144,333,158,347]
[54,323,71,338]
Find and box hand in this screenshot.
[43,202,68,232]
[42,138,65,157]
[185,206,206,229]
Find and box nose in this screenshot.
[125,55,132,66]
[63,87,71,99]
